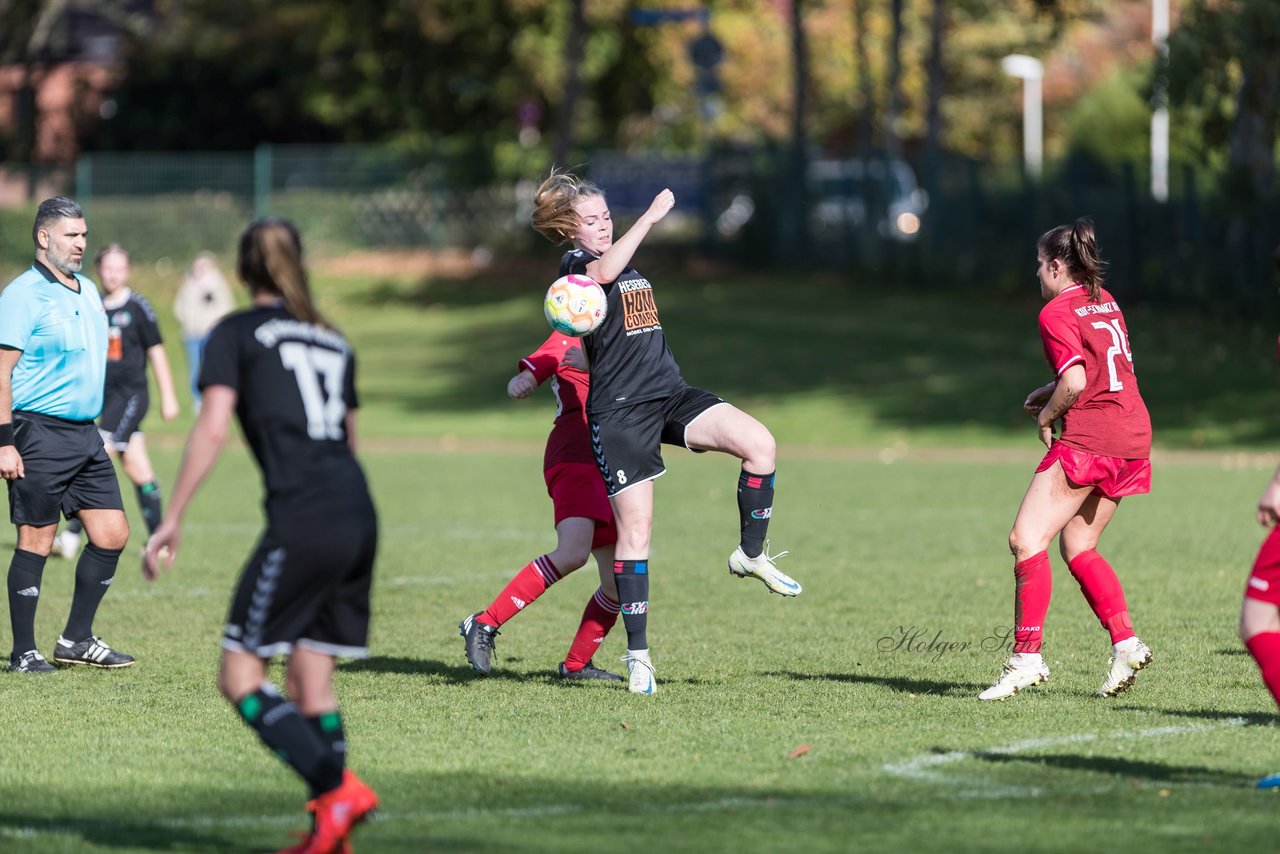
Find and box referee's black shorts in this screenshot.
[7,411,125,526]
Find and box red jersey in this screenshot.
[519,332,595,470]
[1038,285,1151,460]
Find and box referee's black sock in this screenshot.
[614,560,650,650]
[304,710,348,797]
[136,481,163,535]
[7,549,47,654]
[62,543,122,643]
[238,685,343,796]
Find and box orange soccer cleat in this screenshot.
[276,771,379,854]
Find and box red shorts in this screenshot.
[545,462,616,550]
[1036,442,1151,499]
[1246,527,1280,605]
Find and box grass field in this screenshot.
[0,260,1278,852]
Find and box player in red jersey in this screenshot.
[1241,246,1280,788]
[980,217,1155,701]
[458,331,624,682]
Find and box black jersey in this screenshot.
[199,306,368,510]
[560,249,684,414]
[104,291,163,393]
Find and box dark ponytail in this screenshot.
[237,217,333,330]
[1038,216,1107,300]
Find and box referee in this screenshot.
[0,197,135,674]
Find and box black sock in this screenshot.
[65,518,83,535]
[237,684,343,795]
[7,549,47,654]
[305,710,347,797]
[614,560,649,650]
[737,470,775,559]
[136,481,163,535]
[62,543,122,642]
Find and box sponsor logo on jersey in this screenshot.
[1250,576,1270,592]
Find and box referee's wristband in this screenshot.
[0,423,13,447]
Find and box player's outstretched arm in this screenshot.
[585,189,674,284]
[146,343,181,421]
[143,384,236,579]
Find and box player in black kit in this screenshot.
[54,245,179,559]
[531,170,803,696]
[143,219,378,854]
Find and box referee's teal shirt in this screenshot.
[0,260,109,422]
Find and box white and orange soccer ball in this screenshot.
[544,274,607,336]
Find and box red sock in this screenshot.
[1246,632,1280,711]
[479,555,562,628]
[1067,549,1134,643]
[1013,551,1052,654]
[563,588,621,672]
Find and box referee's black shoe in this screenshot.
[458,613,498,675]
[9,649,56,674]
[53,635,136,669]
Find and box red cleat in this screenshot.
[276,771,378,854]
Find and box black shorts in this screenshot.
[223,501,378,659]
[99,387,148,452]
[7,411,125,526]
[589,385,725,497]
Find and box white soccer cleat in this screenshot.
[52,529,81,561]
[728,541,801,597]
[1097,637,1153,697]
[979,654,1050,701]
[622,648,656,695]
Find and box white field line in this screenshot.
[882,718,1250,799]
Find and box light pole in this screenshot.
[1001,54,1044,180]
[1151,0,1170,202]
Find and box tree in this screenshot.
[1167,0,1280,203]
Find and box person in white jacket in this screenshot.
[173,252,235,412]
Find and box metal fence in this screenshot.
[0,144,1276,316]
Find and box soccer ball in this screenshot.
[544,274,607,336]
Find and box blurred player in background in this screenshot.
[980,217,1154,701]
[174,251,235,412]
[1239,244,1280,789]
[144,218,378,853]
[530,170,802,696]
[54,244,180,560]
[459,331,622,683]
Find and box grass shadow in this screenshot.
[972,751,1248,786]
[767,670,984,696]
[340,655,498,682]
[1116,706,1276,726]
[0,812,240,851]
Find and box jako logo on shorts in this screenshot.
[622,601,649,615]
[751,508,772,520]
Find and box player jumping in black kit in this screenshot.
[144,219,378,854]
